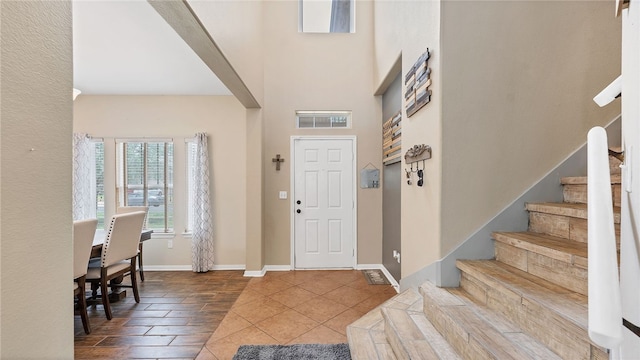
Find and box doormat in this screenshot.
[232,343,351,360]
[362,269,390,285]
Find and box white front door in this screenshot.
[293,137,355,269]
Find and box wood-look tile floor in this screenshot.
[74,270,397,359]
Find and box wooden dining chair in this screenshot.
[116,206,149,281]
[86,211,146,320]
[73,218,98,334]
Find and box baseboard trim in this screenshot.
[212,264,246,271]
[264,265,293,272]
[143,264,246,272]
[241,264,398,291]
[243,268,266,277]
[143,265,193,271]
[244,265,292,277]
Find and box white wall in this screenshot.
[74,95,247,268]
[439,0,621,256]
[373,0,443,276]
[373,0,621,283]
[262,0,383,267]
[1,1,74,357]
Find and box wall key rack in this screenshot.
[404,144,431,187]
[404,144,431,164]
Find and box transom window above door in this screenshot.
[296,111,352,129]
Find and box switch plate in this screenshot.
[393,250,401,263]
[168,239,173,249]
[279,191,288,199]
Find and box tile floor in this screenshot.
[74,269,397,359]
[198,270,397,359]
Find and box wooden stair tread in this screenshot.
[409,313,462,359]
[561,174,621,185]
[456,260,588,329]
[526,202,621,223]
[348,326,392,360]
[420,282,560,359]
[445,306,538,359]
[447,288,523,334]
[347,289,429,360]
[493,231,591,295]
[347,308,397,360]
[382,307,461,360]
[380,288,461,360]
[493,231,587,261]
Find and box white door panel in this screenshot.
[294,138,354,268]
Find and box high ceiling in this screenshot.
[72,0,231,96]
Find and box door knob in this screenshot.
[296,209,301,214]
[296,200,301,205]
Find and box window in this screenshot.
[95,141,105,229]
[116,140,174,232]
[296,111,351,129]
[299,0,355,33]
[185,141,197,233]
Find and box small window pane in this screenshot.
[298,116,314,128]
[95,142,105,229]
[186,142,197,233]
[315,116,331,128]
[331,116,348,128]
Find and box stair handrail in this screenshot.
[587,126,623,349]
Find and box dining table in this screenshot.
[90,229,153,302]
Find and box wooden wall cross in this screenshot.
[272,154,285,171]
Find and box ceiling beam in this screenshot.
[148,0,261,109]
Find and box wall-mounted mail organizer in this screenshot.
[404,144,431,187]
[405,49,432,118]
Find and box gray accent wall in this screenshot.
[382,73,402,281]
[400,117,621,289]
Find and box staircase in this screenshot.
[347,154,622,359]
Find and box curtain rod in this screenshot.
[114,137,174,143]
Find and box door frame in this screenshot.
[290,135,358,269]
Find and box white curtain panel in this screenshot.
[191,133,214,272]
[72,133,96,221]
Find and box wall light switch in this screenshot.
[168,239,173,249]
[279,191,288,200]
[393,250,401,263]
